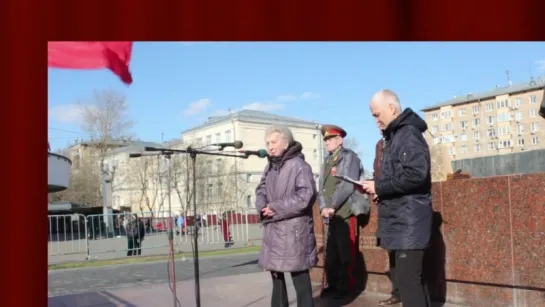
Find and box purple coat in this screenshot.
[255,142,318,272]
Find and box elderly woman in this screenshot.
[256,125,318,307]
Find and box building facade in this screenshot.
[104,110,324,215]
[422,78,544,162]
[178,110,323,214]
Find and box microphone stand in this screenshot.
[129,151,178,307]
[142,145,246,307]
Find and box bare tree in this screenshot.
[168,151,247,216]
[78,89,134,186]
[126,155,166,213]
[343,137,364,158]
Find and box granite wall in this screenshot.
[310,173,545,307]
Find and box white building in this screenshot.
[105,110,324,215]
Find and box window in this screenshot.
[515,112,523,121]
[246,174,252,183]
[532,136,540,145]
[460,145,467,153]
[448,147,456,155]
[459,120,468,129]
[207,184,213,200]
[431,113,438,121]
[440,111,452,119]
[496,99,509,109]
[473,144,481,152]
[442,123,452,131]
[487,129,496,138]
[433,137,440,145]
[431,125,438,134]
[497,140,513,149]
[517,124,524,134]
[530,95,537,104]
[472,118,481,126]
[459,108,466,116]
[215,159,221,173]
[497,126,510,136]
[225,130,232,142]
[487,116,495,125]
[486,103,494,112]
[441,135,455,143]
[217,182,223,197]
[472,105,480,114]
[487,142,496,150]
[215,133,221,143]
[206,135,212,145]
[530,109,538,118]
[518,138,525,146]
[515,98,522,106]
[460,131,467,141]
[473,131,481,139]
[496,113,510,123]
[531,122,540,132]
[246,195,253,208]
[313,149,318,159]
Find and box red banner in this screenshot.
[48,41,133,85]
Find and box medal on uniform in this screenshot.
[331,166,337,176]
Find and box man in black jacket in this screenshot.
[360,89,432,307]
[126,214,146,256]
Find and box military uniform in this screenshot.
[319,125,360,298]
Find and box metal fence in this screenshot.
[48,208,263,264]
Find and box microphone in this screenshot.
[238,149,268,158]
[144,146,162,152]
[211,141,244,150]
[129,153,142,158]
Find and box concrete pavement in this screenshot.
[49,253,467,307]
[49,271,466,307]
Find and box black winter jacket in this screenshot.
[375,108,433,250]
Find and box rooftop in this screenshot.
[421,76,545,112]
[105,141,161,156]
[181,109,320,135]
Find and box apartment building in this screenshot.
[422,78,544,161]
[104,110,324,214]
[179,109,323,213]
[67,139,134,169]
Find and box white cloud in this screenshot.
[49,104,89,124]
[300,92,320,100]
[183,99,211,117]
[276,94,297,102]
[242,102,285,112]
[536,59,545,71]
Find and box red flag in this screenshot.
[48,41,134,85]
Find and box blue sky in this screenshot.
[48,42,545,169]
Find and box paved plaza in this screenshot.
[49,253,465,307]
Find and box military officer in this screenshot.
[318,124,369,299]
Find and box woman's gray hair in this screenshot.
[264,124,294,143]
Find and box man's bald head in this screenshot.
[369,89,403,130]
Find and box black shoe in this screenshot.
[320,286,336,298]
